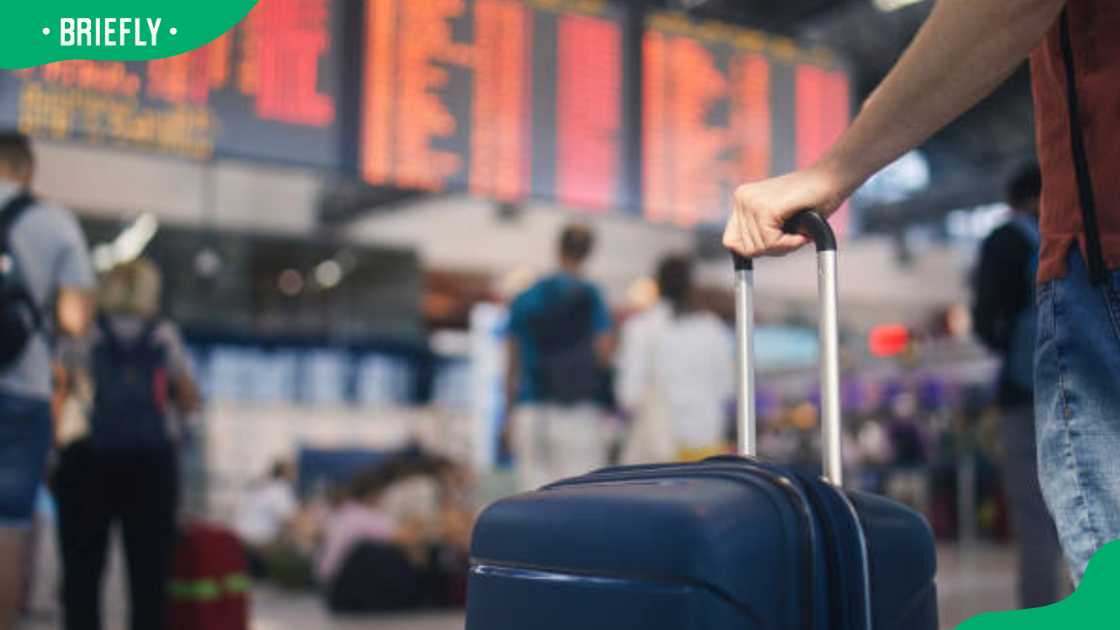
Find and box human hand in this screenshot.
[722,164,852,258]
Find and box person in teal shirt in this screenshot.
[505,224,613,491]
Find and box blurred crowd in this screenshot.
[233,451,474,613]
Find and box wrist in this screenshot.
[811,149,871,210]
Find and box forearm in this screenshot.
[820,0,1064,195]
[56,288,94,337]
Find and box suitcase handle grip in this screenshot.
[781,210,837,252]
[731,210,843,486]
[729,210,836,270]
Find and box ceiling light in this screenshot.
[314,260,343,289]
[277,269,304,296]
[193,248,222,278]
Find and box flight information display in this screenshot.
[643,11,851,229]
[0,0,345,167]
[361,0,631,212]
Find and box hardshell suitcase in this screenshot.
[467,211,938,630]
[167,523,251,630]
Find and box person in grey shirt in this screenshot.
[0,131,94,630]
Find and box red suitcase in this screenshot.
[168,523,251,630]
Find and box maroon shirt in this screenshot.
[1031,1,1120,281]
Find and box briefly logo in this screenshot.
[958,540,1120,628]
[0,1,258,70]
[46,18,176,48]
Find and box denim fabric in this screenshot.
[0,392,52,527]
[1035,248,1120,583]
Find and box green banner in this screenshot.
[959,541,1120,628]
[0,0,258,69]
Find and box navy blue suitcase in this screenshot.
[466,212,938,630]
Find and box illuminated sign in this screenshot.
[642,11,851,229]
[0,0,344,167]
[361,0,631,212]
[868,324,911,358]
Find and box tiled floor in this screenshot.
[23,544,1025,630]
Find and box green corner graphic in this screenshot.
[0,0,258,69]
[958,540,1120,629]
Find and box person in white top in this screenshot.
[234,461,298,557]
[615,256,735,464]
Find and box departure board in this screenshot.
[361,0,631,212]
[643,12,851,230]
[0,0,345,168]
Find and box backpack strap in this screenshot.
[0,192,35,251]
[95,315,121,352]
[136,318,162,350]
[1059,9,1108,285]
[0,192,44,330]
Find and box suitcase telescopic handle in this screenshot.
[732,210,843,487]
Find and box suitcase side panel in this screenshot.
[470,466,817,630]
[847,491,938,630]
[585,458,837,629]
[545,464,825,629]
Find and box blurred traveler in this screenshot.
[319,453,472,612]
[505,223,613,491]
[53,259,200,630]
[0,131,94,630]
[316,474,412,587]
[234,460,299,577]
[973,164,1064,608]
[722,0,1120,584]
[615,255,734,463]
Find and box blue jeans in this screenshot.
[0,392,52,528]
[1036,248,1120,583]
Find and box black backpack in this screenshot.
[0,193,43,370]
[526,282,607,405]
[89,316,172,450]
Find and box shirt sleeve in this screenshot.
[51,208,96,291]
